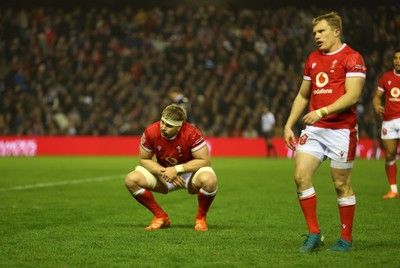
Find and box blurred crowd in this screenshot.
[0,4,399,138]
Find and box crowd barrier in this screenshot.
[0,136,385,159]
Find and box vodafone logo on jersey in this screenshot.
[314,72,333,95]
[390,87,400,98]
[316,72,329,87]
[389,87,400,102]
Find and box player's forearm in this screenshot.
[285,96,309,128]
[139,159,164,176]
[177,159,210,174]
[324,90,361,115]
[372,95,382,109]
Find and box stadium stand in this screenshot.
[0,2,399,138]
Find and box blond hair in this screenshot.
[312,12,342,35]
[162,104,187,122]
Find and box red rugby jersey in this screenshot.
[141,121,206,167]
[303,44,366,129]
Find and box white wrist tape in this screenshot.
[322,107,329,116]
[315,107,329,118]
[175,164,185,173]
[315,109,323,118]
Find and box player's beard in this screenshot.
[161,129,179,140]
[161,131,169,138]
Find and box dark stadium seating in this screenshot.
[0,2,398,138]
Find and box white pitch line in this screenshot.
[0,174,124,192]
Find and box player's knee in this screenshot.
[125,172,140,189]
[196,172,217,191]
[204,176,218,191]
[385,152,397,161]
[332,179,350,195]
[293,168,311,186]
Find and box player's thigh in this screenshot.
[126,170,148,187]
[294,152,321,182]
[330,167,352,184]
[381,139,399,158]
[129,166,168,193]
[295,127,324,182]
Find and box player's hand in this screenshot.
[161,166,178,182]
[284,126,297,151]
[171,175,185,188]
[373,104,385,115]
[302,110,322,126]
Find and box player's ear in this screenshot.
[334,28,341,38]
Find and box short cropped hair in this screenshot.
[162,104,187,122]
[312,12,342,35]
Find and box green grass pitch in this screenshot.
[1,156,399,267]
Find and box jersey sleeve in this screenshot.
[188,128,207,153]
[303,56,312,81]
[345,52,367,78]
[377,73,388,92]
[140,130,153,153]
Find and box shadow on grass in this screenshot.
[116,222,233,231]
